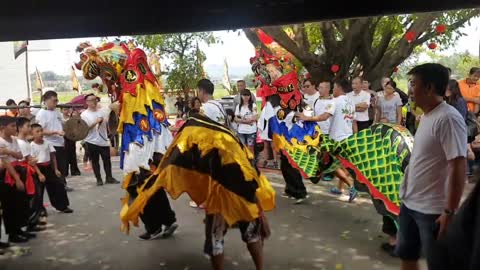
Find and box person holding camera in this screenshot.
[80,94,119,186]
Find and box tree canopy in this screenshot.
[244,9,479,88]
[134,33,217,97]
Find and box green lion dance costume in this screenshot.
[253,49,413,225]
[76,41,275,232]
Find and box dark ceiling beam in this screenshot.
[0,0,478,41]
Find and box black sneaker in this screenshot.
[65,186,74,192]
[161,223,178,238]
[9,234,28,243]
[150,227,163,240]
[71,171,81,176]
[19,230,36,239]
[380,242,398,257]
[105,177,120,184]
[0,241,10,249]
[96,179,104,186]
[27,225,47,232]
[61,207,74,214]
[138,232,151,240]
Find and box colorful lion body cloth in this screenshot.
[252,49,413,223]
[121,114,275,229]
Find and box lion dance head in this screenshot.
[76,40,172,173]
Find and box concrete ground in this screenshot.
[2,155,463,270]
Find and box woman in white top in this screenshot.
[234,89,257,153]
[376,82,403,125]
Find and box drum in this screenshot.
[64,117,89,141]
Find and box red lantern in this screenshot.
[435,24,447,34]
[405,31,416,43]
[257,30,274,45]
[428,43,438,50]
[331,64,340,73]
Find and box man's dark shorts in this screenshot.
[395,204,444,268]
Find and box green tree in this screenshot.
[244,9,479,88]
[134,33,217,97]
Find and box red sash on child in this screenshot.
[4,160,36,195]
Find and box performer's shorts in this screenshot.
[238,133,256,147]
[204,214,261,257]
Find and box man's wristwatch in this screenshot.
[444,209,455,216]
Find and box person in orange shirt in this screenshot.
[4,99,18,117]
[458,67,480,113]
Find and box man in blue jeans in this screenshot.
[397,63,467,270]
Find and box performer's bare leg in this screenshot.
[211,254,225,270]
[401,260,419,270]
[334,168,353,187]
[247,241,264,270]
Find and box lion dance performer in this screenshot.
[120,79,275,269]
[75,40,178,240]
[253,49,413,242]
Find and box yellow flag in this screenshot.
[35,67,44,92]
[71,65,80,92]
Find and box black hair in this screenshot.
[237,80,246,84]
[84,93,100,101]
[42,90,58,102]
[31,123,42,129]
[334,78,352,93]
[389,80,397,88]
[189,97,201,108]
[407,63,449,96]
[446,79,464,105]
[470,67,480,75]
[303,78,318,87]
[352,76,363,82]
[447,67,452,73]
[239,89,254,112]
[0,116,17,127]
[18,100,30,106]
[6,99,16,106]
[16,117,30,130]
[197,79,214,95]
[225,108,235,121]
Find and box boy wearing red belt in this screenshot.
[30,123,73,215]
[16,117,48,231]
[0,116,33,243]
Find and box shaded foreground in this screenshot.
[0,157,442,270]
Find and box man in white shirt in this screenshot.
[347,77,371,131]
[233,80,256,113]
[302,78,320,109]
[396,63,467,270]
[296,78,358,202]
[197,79,264,270]
[81,94,119,186]
[199,80,228,126]
[35,91,73,192]
[315,81,334,135]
